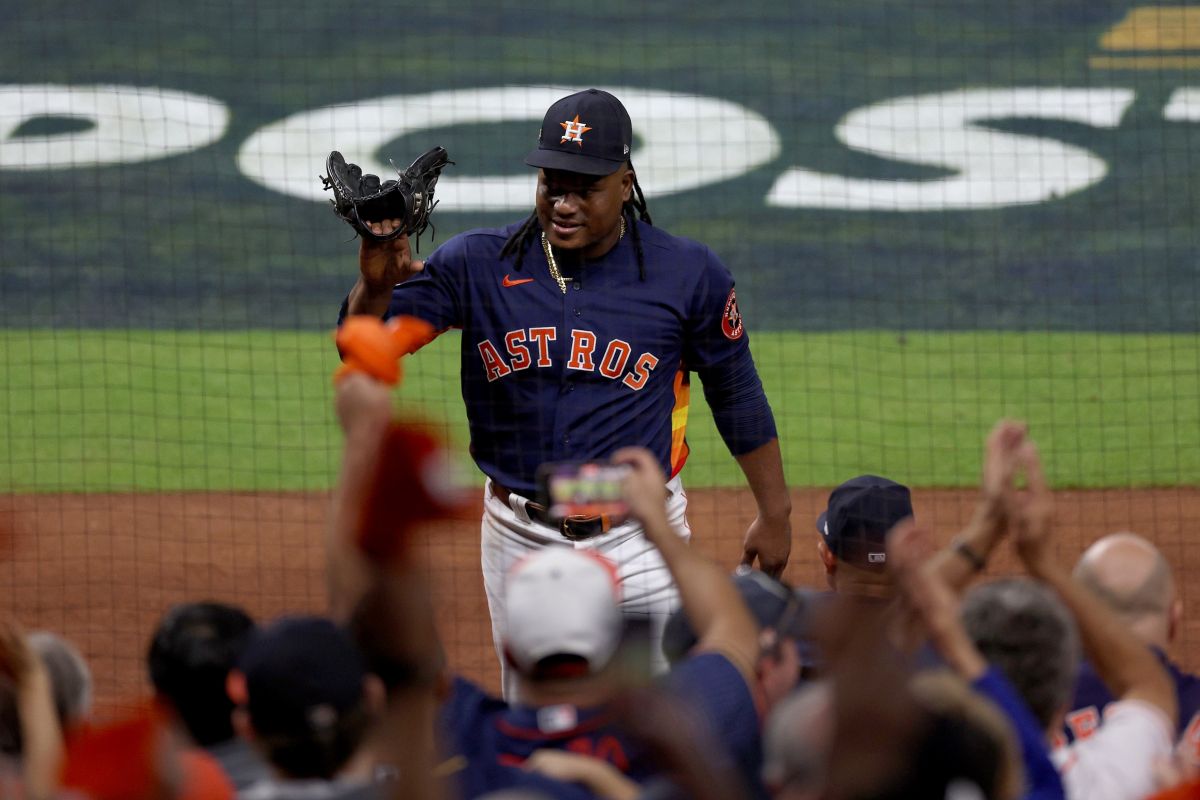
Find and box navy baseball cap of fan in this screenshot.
[525,89,633,176]
[661,569,813,665]
[816,475,913,570]
[235,616,366,738]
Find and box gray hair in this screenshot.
[961,578,1080,731]
[28,632,93,727]
[0,632,92,756]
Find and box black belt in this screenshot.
[491,483,612,541]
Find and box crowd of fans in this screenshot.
[2,378,1200,800]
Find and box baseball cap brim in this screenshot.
[816,511,829,536]
[525,147,626,176]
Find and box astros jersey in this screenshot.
[439,651,762,798]
[1062,650,1200,762]
[440,676,645,798]
[363,219,774,495]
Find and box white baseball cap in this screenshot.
[503,548,623,676]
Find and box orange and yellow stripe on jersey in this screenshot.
[669,369,690,478]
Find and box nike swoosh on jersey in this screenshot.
[502,275,536,287]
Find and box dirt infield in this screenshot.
[3,486,1200,714]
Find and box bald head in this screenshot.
[1074,532,1178,648]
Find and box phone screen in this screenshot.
[537,461,631,522]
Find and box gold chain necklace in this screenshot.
[541,218,625,294]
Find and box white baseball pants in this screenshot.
[480,476,691,699]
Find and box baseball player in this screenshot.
[339,88,792,687]
[327,371,765,798]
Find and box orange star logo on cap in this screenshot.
[560,114,592,146]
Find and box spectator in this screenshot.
[962,579,1081,734]
[814,475,912,599]
[27,632,92,734]
[344,575,445,794]
[58,703,234,800]
[761,682,833,798]
[778,473,918,682]
[441,463,758,797]
[883,670,1024,800]
[662,567,810,701]
[761,592,1031,800]
[792,421,1032,689]
[963,437,1178,800]
[759,422,1096,800]
[147,601,271,791]
[2,630,90,758]
[231,615,385,800]
[888,519,1063,800]
[1074,533,1180,647]
[1064,533,1200,761]
[0,622,65,799]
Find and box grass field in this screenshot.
[2,0,1199,494]
[3,329,1196,492]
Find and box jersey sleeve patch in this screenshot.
[721,288,744,341]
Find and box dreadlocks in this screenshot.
[497,211,541,271]
[499,168,653,280]
[625,170,652,281]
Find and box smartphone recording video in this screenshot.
[537,460,631,523]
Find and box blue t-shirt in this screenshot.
[439,651,762,798]
[972,667,1065,800]
[343,220,776,495]
[664,652,764,796]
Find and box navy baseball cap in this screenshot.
[235,616,366,737]
[525,89,633,176]
[662,569,813,665]
[816,475,913,570]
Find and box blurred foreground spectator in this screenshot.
[0,622,65,799]
[230,616,385,800]
[957,432,1178,800]
[148,601,271,790]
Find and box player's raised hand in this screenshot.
[358,229,424,292]
[611,447,669,529]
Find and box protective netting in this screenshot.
[1,0,1198,707]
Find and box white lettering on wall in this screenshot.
[237,86,780,211]
[0,84,1167,212]
[1163,88,1200,122]
[767,88,1135,210]
[0,84,229,169]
